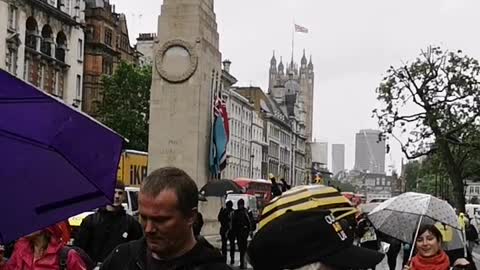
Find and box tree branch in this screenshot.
[444,111,480,136]
[395,112,427,123]
[391,134,436,160]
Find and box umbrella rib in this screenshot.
[0,97,52,104]
[0,128,53,151]
[35,191,105,214]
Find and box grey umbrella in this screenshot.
[368,192,463,260]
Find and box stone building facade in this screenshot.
[82,0,138,116]
[135,33,155,67]
[220,61,266,180]
[0,0,86,107]
[235,86,306,185]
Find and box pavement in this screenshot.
[204,234,253,269]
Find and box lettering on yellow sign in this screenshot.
[130,165,148,186]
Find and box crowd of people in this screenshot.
[0,167,479,270]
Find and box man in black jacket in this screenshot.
[230,199,252,269]
[100,167,231,270]
[74,181,143,264]
[217,200,234,262]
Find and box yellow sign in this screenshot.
[117,150,148,187]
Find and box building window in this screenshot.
[102,57,113,75]
[476,187,480,195]
[74,0,81,18]
[23,58,30,81]
[76,75,82,98]
[54,71,61,97]
[104,29,113,47]
[8,5,18,31]
[5,47,18,75]
[63,0,72,15]
[39,64,46,89]
[77,39,83,60]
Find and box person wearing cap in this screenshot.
[74,181,143,265]
[248,209,385,270]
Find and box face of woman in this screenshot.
[416,230,441,257]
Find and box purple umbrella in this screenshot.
[0,70,124,243]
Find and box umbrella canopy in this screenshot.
[259,185,357,230]
[0,70,124,243]
[368,192,460,244]
[199,179,243,197]
[359,203,381,214]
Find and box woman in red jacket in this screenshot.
[0,223,86,270]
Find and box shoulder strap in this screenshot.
[59,247,71,270]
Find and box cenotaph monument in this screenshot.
[148,0,222,188]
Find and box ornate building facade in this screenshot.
[269,50,314,142]
[0,0,86,107]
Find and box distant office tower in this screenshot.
[311,141,328,167]
[332,144,345,175]
[354,129,385,174]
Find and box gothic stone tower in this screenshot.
[268,50,314,142]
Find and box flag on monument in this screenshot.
[209,94,228,176]
[295,24,309,33]
[219,97,230,142]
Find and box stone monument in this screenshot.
[148,0,222,188]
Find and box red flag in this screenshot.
[220,99,229,141]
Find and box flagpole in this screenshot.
[292,19,295,62]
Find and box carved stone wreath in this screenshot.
[155,39,198,83]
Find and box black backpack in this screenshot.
[59,246,96,270]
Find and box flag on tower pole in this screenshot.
[295,24,309,33]
[292,23,309,65]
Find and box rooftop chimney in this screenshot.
[222,59,231,73]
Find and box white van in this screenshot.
[124,186,140,217]
[226,193,259,221]
[465,204,480,230]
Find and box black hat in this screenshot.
[247,209,384,270]
[115,181,125,191]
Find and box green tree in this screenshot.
[374,46,480,212]
[403,160,422,192]
[96,62,151,151]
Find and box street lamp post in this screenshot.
[250,154,254,178]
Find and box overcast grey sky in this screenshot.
[112,0,480,173]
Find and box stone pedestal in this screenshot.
[148,0,222,188]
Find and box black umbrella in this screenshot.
[199,179,243,197]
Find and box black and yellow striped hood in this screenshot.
[258,185,357,230]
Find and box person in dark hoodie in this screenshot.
[74,181,143,265]
[269,174,282,198]
[100,167,231,270]
[279,178,291,192]
[218,200,234,261]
